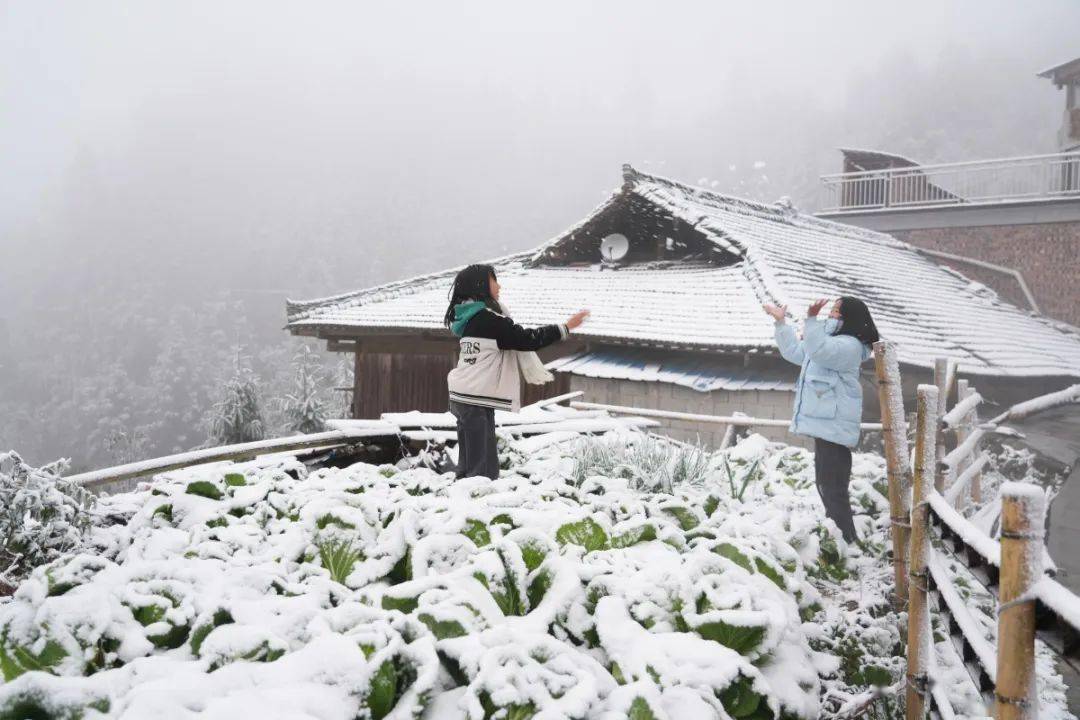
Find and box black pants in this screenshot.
[450,401,500,480]
[814,438,858,543]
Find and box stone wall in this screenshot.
[891,221,1080,327]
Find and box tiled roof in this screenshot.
[287,166,1080,378]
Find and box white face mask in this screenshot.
[823,317,842,335]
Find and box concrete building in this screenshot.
[816,57,1080,327]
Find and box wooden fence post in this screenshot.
[907,384,939,720]
[351,345,364,419]
[995,483,1046,720]
[873,341,911,605]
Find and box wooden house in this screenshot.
[287,166,1080,448]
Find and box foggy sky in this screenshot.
[2,0,1078,301]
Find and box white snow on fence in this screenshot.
[928,551,997,684]
[995,383,1080,422]
[68,406,656,491]
[943,453,991,507]
[569,400,884,431]
[65,427,400,488]
[941,392,982,430]
[927,492,1001,568]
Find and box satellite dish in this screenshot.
[600,233,629,262]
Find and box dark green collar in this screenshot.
[451,301,488,336]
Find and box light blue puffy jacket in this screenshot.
[774,316,872,448]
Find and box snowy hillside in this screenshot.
[0,430,1066,719]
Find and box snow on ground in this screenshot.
[0,430,1071,719]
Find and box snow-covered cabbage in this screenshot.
[0,434,902,719]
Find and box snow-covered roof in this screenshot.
[837,147,922,170]
[287,165,1080,378]
[547,348,796,393]
[1038,56,1080,86]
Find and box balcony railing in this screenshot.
[819,151,1080,213]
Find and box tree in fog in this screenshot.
[206,353,266,446]
[279,344,328,435]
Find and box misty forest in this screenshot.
[3,3,1080,720]
[2,2,1074,471]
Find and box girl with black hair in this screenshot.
[763,296,880,544]
[446,264,589,480]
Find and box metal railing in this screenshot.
[820,151,1080,213]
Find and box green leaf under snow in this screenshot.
[316,538,364,585]
[610,661,626,685]
[315,513,356,530]
[714,543,753,572]
[492,548,525,616]
[628,696,660,720]
[149,623,190,650]
[754,557,786,589]
[190,609,234,656]
[185,481,223,500]
[417,613,467,640]
[0,637,67,682]
[555,517,609,552]
[381,593,419,614]
[694,619,765,655]
[367,659,397,720]
[610,523,657,549]
[462,519,491,548]
[864,665,893,687]
[223,472,247,487]
[720,675,772,720]
[519,539,548,573]
[505,704,538,720]
[662,505,699,531]
[208,640,285,671]
[490,512,515,529]
[527,568,553,610]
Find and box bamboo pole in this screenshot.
[932,358,954,493]
[873,341,911,605]
[995,484,1046,720]
[965,384,983,505]
[907,384,939,720]
[953,379,971,510]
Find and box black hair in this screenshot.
[835,296,880,346]
[444,264,498,328]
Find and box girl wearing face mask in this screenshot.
[762,297,880,544]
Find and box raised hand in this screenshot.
[762,303,787,322]
[807,298,829,318]
[566,309,590,330]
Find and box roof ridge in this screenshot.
[622,164,785,215]
[527,191,623,265]
[285,249,534,322]
[621,164,903,248]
